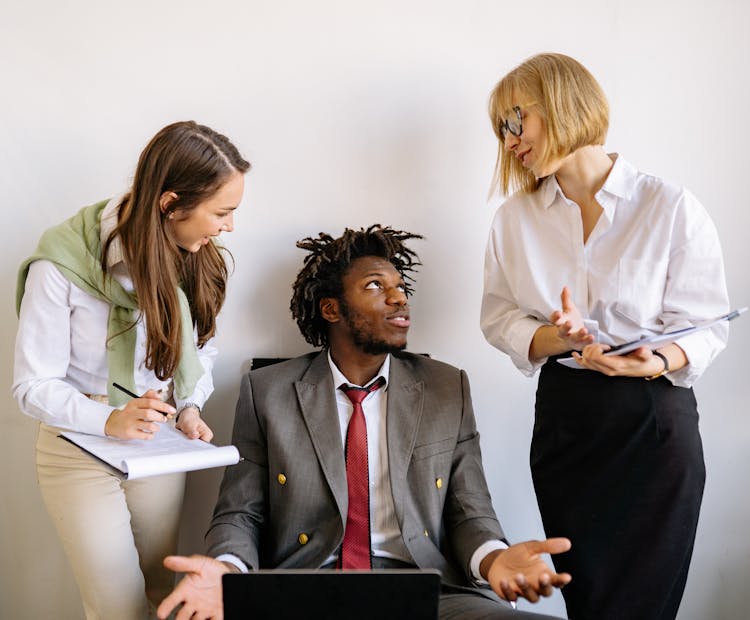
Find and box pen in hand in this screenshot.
[112,382,169,419]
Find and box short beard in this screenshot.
[339,298,407,355]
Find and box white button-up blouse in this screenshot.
[13,198,217,435]
[480,155,729,388]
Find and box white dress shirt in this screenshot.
[13,197,217,436]
[327,352,412,564]
[481,154,729,387]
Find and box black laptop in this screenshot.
[222,569,441,620]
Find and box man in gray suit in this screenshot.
[158,225,571,620]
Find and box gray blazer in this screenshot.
[206,350,505,590]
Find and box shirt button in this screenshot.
[435,478,443,489]
[298,533,309,545]
[277,473,287,485]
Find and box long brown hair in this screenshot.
[103,121,250,381]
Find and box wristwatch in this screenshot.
[645,351,669,381]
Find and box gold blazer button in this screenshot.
[277,473,287,485]
[435,478,443,489]
[298,533,309,545]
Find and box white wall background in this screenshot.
[1,1,748,618]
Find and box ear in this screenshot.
[159,191,179,214]
[319,297,341,324]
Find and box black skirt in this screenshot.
[532,357,705,620]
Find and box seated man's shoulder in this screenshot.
[247,352,319,382]
[246,352,467,387]
[393,351,463,378]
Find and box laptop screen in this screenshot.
[222,569,441,620]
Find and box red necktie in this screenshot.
[339,377,385,569]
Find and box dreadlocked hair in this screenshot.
[290,224,422,347]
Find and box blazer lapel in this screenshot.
[386,356,424,527]
[295,351,348,522]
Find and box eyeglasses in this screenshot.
[499,106,523,139]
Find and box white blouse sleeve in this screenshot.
[12,260,114,435]
[660,191,730,387]
[175,333,218,411]
[480,220,545,376]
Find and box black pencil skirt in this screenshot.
[531,358,705,620]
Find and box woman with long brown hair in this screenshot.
[13,121,250,619]
[481,54,729,619]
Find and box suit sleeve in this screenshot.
[205,373,267,568]
[444,369,506,579]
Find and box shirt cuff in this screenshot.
[175,398,207,411]
[666,327,726,387]
[508,317,547,376]
[76,402,116,436]
[583,319,600,343]
[470,539,508,584]
[216,554,249,573]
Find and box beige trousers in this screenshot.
[36,423,185,620]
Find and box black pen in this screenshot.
[112,382,139,399]
[112,382,169,418]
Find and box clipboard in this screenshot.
[59,424,240,479]
[557,307,746,369]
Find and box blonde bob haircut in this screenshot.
[489,53,609,195]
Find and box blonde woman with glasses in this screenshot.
[481,53,729,620]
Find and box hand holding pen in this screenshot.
[112,383,214,442]
[103,383,177,440]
